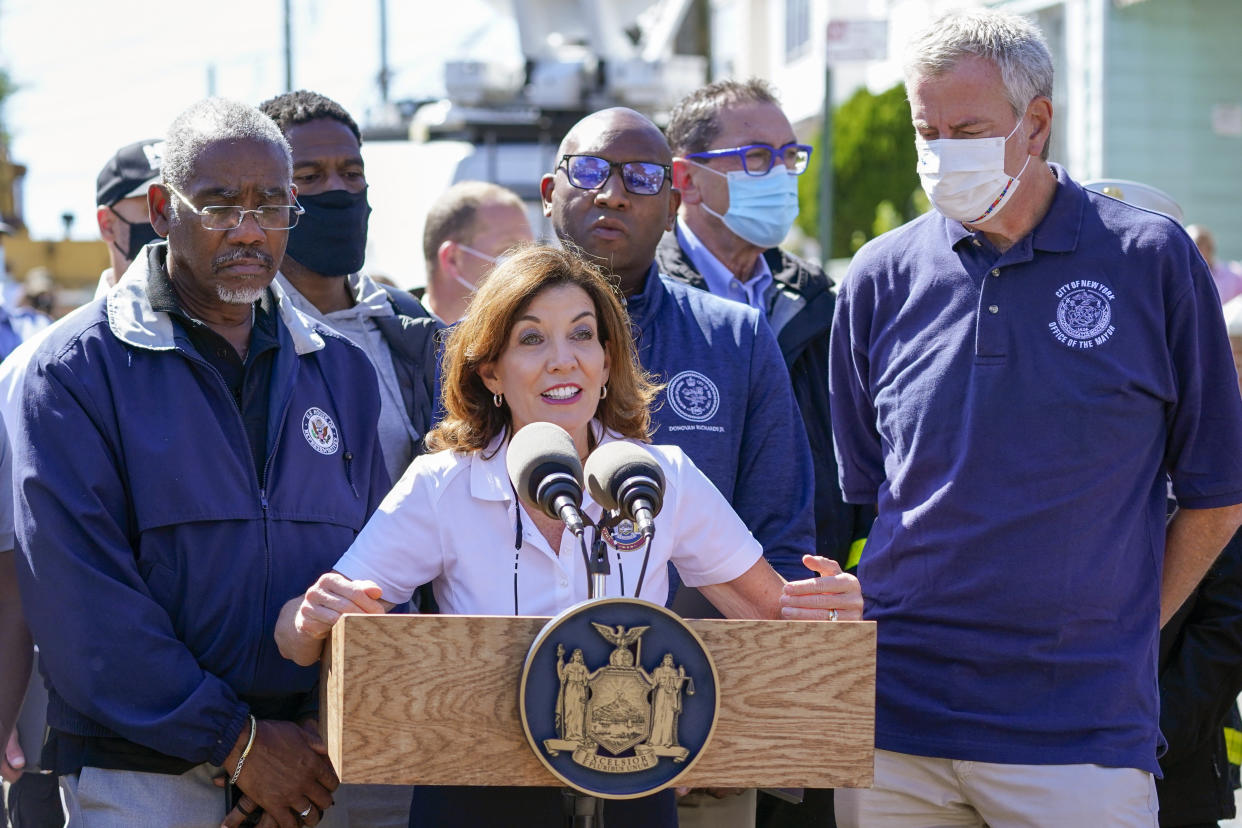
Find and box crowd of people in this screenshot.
[2,7,1242,828]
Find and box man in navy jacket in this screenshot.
[541,105,829,828]
[13,98,388,827]
[541,108,818,591]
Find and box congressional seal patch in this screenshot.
[1048,280,1116,349]
[666,371,720,423]
[520,597,719,799]
[302,407,340,455]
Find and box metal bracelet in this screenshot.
[230,714,257,785]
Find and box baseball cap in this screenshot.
[96,139,165,207]
[1081,178,1184,224]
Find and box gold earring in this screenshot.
[600,385,608,399]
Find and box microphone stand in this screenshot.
[565,512,623,827]
[587,522,612,600]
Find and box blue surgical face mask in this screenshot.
[690,161,801,248]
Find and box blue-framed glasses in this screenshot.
[684,142,814,176]
[558,155,671,196]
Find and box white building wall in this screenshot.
[709,0,992,129]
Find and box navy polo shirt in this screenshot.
[830,164,1242,773]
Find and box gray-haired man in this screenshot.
[13,98,390,828]
[830,9,1242,826]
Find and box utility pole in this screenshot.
[378,0,391,103]
[283,0,293,92]
[818,65,833,265]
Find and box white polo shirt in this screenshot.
[333,428,762,616]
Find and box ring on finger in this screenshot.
[299,804,313,818]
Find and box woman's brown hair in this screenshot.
[426,244,661,454]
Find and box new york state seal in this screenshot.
[520,598,719,798]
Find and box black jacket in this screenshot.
[656,232,871,565]
[375,284,443,449]
[1157,526,1242,826]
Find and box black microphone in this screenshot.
[584,441,665,541]
[505,422,587,537]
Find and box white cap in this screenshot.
[1081,179,1184,224]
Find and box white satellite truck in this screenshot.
[360,0,707,289]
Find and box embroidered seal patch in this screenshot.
[1048,281,1116,349]
[302,407,340,455]
[666,371,720,423]
[602,519,646,552]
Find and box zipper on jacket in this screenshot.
[176,341,295,690]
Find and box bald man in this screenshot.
[541,107,825,827]
[541,106,816,577]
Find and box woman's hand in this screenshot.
[778,555,864,621]
[274,573,387,666]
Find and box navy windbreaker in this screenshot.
[13,246,389,767]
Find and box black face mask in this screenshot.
[284,188,371,277]
[111,209,162,263]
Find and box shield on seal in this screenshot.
[585,667,651,755]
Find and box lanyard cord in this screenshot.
[512,483,523,616]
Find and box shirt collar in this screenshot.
[675,218,773,308]
[1028,163,1083,253]
[468,421,619,503]
[621,261,664,327]
[148,249,276,329]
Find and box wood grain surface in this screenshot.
[322,614,874,789]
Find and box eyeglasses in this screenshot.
[558,155,671,196]
[166,184,304,230]
[684,142,814,176]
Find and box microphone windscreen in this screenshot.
[584,441,665,511]
[505,422,584,509]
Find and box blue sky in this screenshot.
[0,0,518,239]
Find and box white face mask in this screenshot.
[915,116,1032,224]
[453,244,508,294]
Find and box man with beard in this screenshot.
[12,97,389,827]
[260,90,440,486]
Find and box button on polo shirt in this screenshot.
[830,163,1242,773]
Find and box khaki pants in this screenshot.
[835,749,1157,828]
[61,765,350,828]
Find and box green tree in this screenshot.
[797,82,925,258]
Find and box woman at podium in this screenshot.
[275,245,860,827]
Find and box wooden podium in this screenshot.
[322,613,875,789]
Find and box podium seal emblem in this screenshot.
[520,598,719,798]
